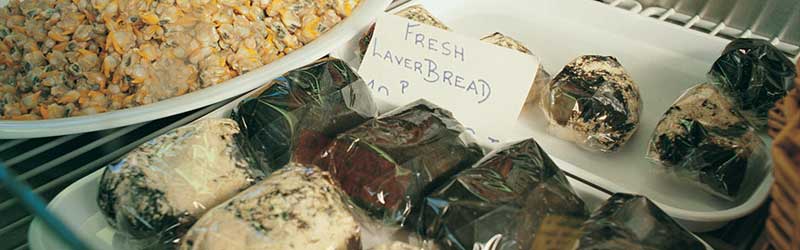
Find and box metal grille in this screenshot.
[0,100,228,250]
[603,0,800,61]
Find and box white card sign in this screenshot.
[358,13,540,145]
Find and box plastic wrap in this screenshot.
[646,83,768,201]
[479,32,551,106]
[417,138,589,250]
[232,58,377,171]
[180,164,361,250]
[576,193,706,250]
[357,5,450,59]
[708,38,797,128]
[540,55,642,152]
[97,118,263,247]
[314,99,484,225]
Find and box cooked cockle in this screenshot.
[0,0,359,120]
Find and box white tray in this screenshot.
[28,157,712,250]
[330,0,773,232]
[0,0,391,139]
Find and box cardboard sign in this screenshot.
[358,13,539,145]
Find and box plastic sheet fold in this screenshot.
[576,193,706,250]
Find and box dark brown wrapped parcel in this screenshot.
[314,99,483,225]
[576,193,706,250]
[709,38,797,128]
[417,138,589,250]
[232,58,377,171]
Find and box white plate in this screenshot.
[28,164,713,250]
[0,0,391,139]
[332,0,773,232]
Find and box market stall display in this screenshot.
[232,58,376,171]
[24,0,790,249]
[97,118,263,247]
[314,99,484,225]
[540,55,642,152]
[709,38,797,128]
[646,83,768,201]
[179,164,361,250]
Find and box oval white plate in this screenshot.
[0,0,391,139]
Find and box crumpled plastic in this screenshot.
[357,5,450,59]
[97,118,263,248]
[576,193,706,250]
[646,83,768,201]
[232,57,377,171]
[479,32,551,106]
[540,55,642,152]
[416,138,589,250]
[314,99,484,226]
[708,38,797,128]
[179,164,362,250]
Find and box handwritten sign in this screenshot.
[358,13,539,145]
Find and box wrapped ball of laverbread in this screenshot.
[180,164,361,250]
[97,118,264,246]
[540,55,642,152]
[709,38,797,128]
[646,83,769,201]
[480,32,551,106]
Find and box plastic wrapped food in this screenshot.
[417,138,589,250]
[314,99,484,225]
[540,55,642,152]
[576,193,706,250]
[709,38,797,128]
[358,5,449,58]
[97,118,263,246]
[480,32,550,106]
[647,83,768,200]
[232,58,377,171]
[180,164,361,250]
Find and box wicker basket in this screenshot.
[766,60,800,250]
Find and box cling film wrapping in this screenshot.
[646,83,769,201]
[416,138,589,250]
[232,58,377,171]
[97,118,264,248]
[179,164,362,250]
[708,38,797,128]
[314,99,484,226]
